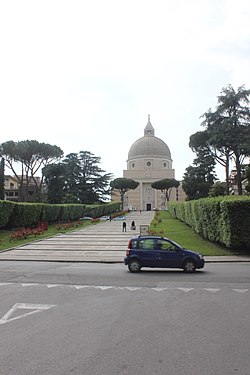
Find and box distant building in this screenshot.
[4,175,19,201]
[4,175,41,202]
[113,115,186,210]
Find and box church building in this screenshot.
[122,115,185,210]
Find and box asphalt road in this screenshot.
[0,261,250,375]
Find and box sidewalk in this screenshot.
[0,211,249,263]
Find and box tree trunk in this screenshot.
[235,153,242,195]
[121,192,125,210]
[225,152,230,195]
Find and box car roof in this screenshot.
[130,236,170,241]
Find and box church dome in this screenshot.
[127,116,171,160]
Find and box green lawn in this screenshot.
[149,211,236,256]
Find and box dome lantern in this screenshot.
[144,114,155,136]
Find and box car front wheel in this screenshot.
[128,260,141,273]
[183,260,196,273]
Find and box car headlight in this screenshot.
[198,254,203,259]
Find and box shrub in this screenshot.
[168,196,250,252]
[0,200,15,228]
[8,203,43,228]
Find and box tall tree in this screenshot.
[199,85,250,195]
[189,130,233,194]
[110,178,139,209]
[0,140,63,201]
[151,178,180,205]
[43,163,67,203]
[182,149,217,200]
[208,181,227,197]
[62,153,82,201]
[62,151,113,203]
[0,157,5,200]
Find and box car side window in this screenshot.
[130,240,137,249]
[138,239,155,250]
[157,240,176,251]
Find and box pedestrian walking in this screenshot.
[122,221,127,232]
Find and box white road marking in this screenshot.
[47,284,60,288]
[71,285,90,290]
[232,289,248,293]
[0,303,56,325]
[95,286,113,290]
[0,283,248,294]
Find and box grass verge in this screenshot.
[149,211,237,256]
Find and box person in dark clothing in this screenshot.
[131,221,136,230]
[122,221,127,232]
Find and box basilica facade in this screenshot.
[122,115,185,210]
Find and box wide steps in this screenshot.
[0,211,155,262]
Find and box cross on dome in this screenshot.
[144,114,154,136]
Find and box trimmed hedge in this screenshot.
[0,200,120,229]
[220,198,250,249]
[84,202,120,219]
[0,200,16,228]
[39,204,62,223]
[8,202,43,228]
[168,196,250,251]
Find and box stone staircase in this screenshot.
[0,211,155,262]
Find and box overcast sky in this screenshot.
[1,0,250,181]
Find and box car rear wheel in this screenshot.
[128,260,141,273]
[183,260,196,273]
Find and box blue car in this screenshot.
[124,236,205,273]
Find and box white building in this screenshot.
[123,115,185,210]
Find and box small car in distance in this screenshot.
[124,236,205,273]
